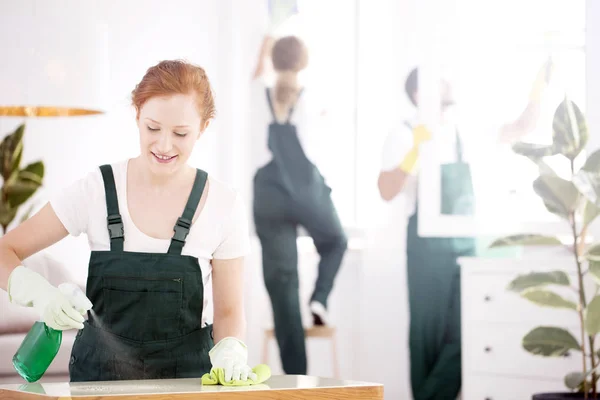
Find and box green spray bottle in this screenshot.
[12,283,91,382]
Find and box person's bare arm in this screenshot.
[252,35,275,80]
[0,203,68,291]
[378,168,410,202]
[211,256,246,343]
[497,101,542,144]
[498,58,552,143]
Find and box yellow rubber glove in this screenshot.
[529,57,554,102]
[201,364,271,386]
[399,124,432,174]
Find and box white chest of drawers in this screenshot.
[459,248,588,400]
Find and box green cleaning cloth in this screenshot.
[201,364,271,386]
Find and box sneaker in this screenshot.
[310,301,329,326]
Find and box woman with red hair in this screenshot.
[0,60,257,384]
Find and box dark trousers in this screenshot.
[406,249,463,400]
[253,169,347,374]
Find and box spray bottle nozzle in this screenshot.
[58,283,93,314]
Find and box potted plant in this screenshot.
[0,123,45,234]
[489,95,600,399]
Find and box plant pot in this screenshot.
[533,393,590,399]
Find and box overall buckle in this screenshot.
[107,214,124,239]
[172,217,191,243]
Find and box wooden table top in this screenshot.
[0,375,383,400]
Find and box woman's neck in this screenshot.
[276,71,298,87]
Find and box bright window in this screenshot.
[415,0,587,237]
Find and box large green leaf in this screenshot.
[512,142,558,160]
[552,96,588,160]
[521,288,577,310]
[583,199,600,227]
[533,174,580,218]
[489,234,562,248]
[585,295,600,335]
[589,261,600,285]
[585,243,600,262]
[507,271,570,292]
[0,199,17,230]
[10,145,23,182]
[582,149,600,173]
[18,161,44,184]
[0,124,25,180]
[523,326,581,356]
[509,143,559,176]
[573,170,600,207]
[5,180,42,208]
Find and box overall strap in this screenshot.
[265,87,304,124]
[168,169,208,255]
[455,128,464,163]
[99,164,124,251]
[265,87,276,121]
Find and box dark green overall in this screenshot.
[406,126,476,400]
[253,88,347,374]
[68,164,214,382]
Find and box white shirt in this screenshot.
[49,159,251,326]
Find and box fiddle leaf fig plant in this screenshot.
[0,124,44,234]
[490,95,600,398]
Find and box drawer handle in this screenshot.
[485,397,493,400]
[484,346,492,353]
[484,295,492,302]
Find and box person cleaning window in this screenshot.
[377,60,553,400]
[0,60,262,384]
[250,34,348,375]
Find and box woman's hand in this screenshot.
[209,337,258,382]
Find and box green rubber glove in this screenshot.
[201,364,271,386]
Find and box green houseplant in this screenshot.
[0,123,45,234]
[489,96,600,399]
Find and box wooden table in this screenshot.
[0,375,383,399]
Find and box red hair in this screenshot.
[131,60,216,124]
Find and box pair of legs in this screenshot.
[406,249,463,400]
[253,176,347,374]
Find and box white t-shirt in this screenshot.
[49,159,251,326]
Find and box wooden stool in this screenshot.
[262,326,340,378]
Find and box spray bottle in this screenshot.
[12,283,92,382]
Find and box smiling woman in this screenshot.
[130,60,215,178]
[0,59,263,385]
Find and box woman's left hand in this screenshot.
[209,337,258,382]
